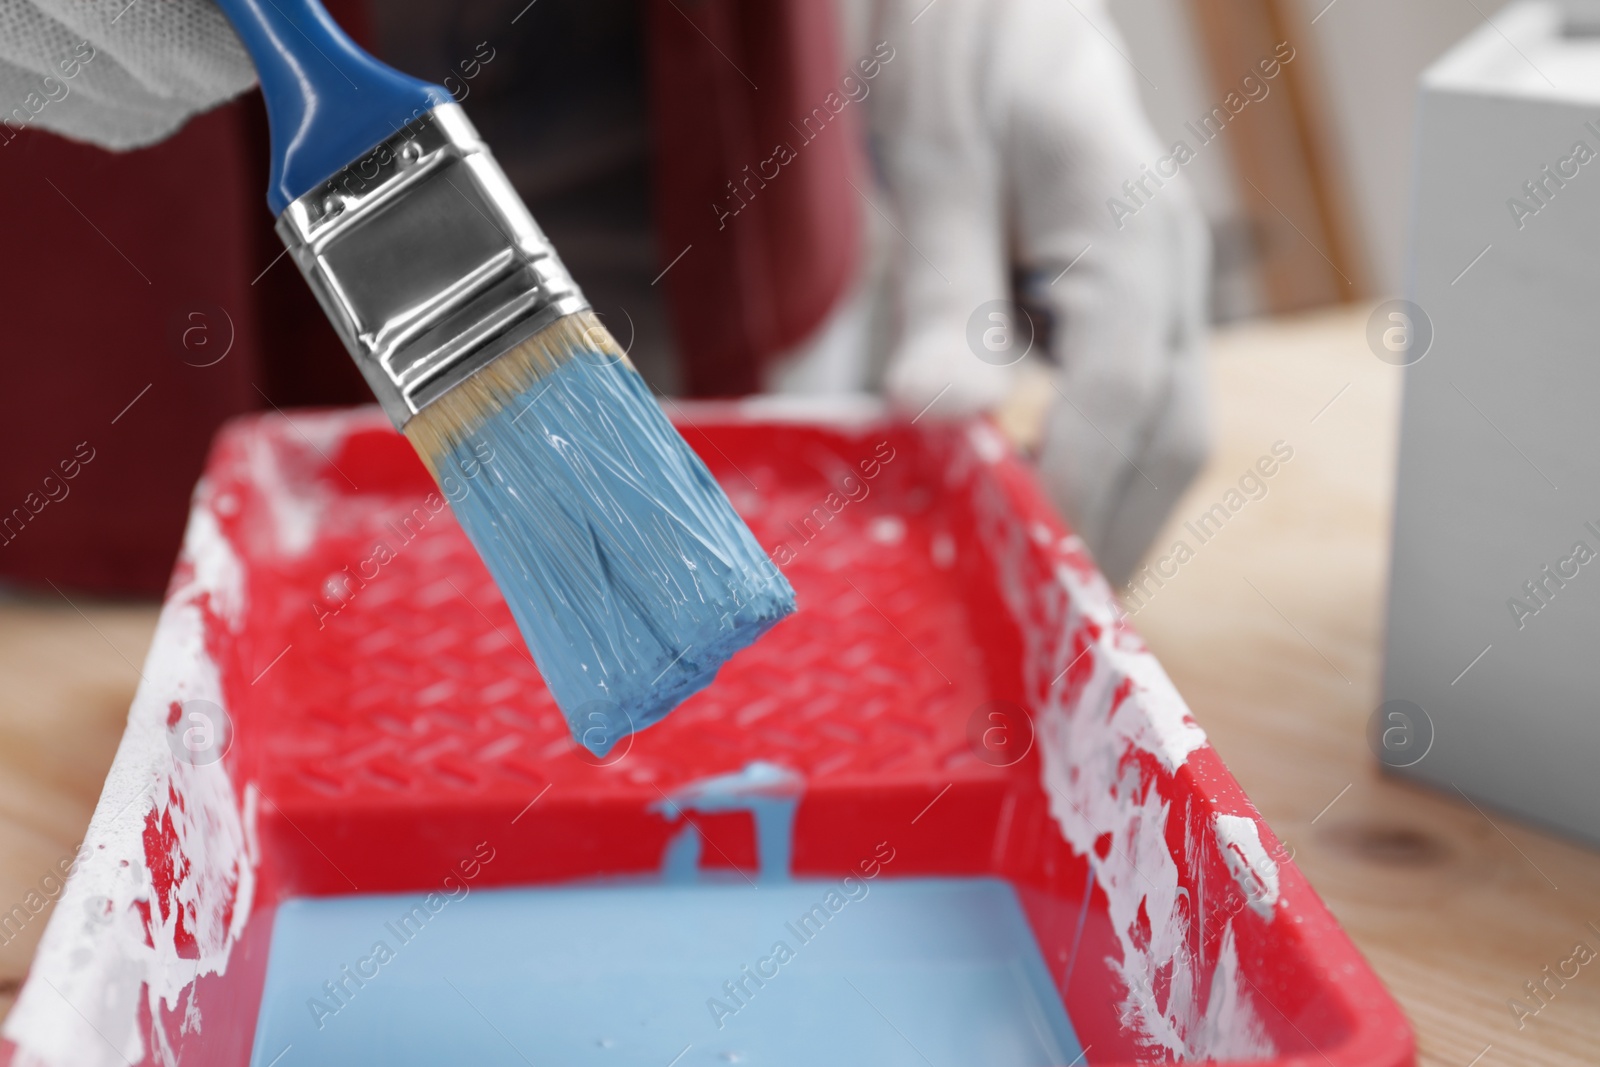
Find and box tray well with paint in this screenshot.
[1,404,1413,1067]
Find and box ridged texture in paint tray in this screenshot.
[415,348,795,755]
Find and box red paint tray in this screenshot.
[2,401,1412,1066]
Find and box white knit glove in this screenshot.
[831,0,1211,586]
[0,0,252,148]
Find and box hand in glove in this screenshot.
[857,0,1211,586]
[0,0,252,148]
[3,0,1209,591]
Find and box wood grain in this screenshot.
[0,596,157,1020]
[1132,306,1600,1067]
[2,309,1597,1065]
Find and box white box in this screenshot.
[1386,0,1600,845]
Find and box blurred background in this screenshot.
[6,1,1600,1064]
[0,0,1484,596]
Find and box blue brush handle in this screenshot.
[212,0,453,214]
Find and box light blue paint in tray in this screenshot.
[250,878,1083,1066]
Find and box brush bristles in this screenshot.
[405,310,626,480]
[403,311,795,756]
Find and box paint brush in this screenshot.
[212,0,794,754]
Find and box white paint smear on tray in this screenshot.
[4,488,257,1067]
[969,449,1276,1062]
[1214,813,1280,921]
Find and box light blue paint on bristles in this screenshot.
[434,354,794,755]
[651,762,803,882]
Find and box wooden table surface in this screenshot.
[1,306,1596,1064]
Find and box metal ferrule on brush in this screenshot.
[275,104,589,428]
